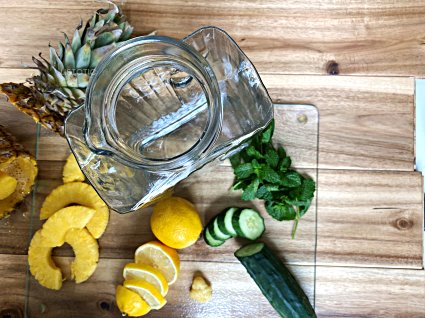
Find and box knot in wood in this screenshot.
[97,300,113,312]
[326,60,340,75]
[0,307,23,318]
[394,217,413,231]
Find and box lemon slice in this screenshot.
[134,241,180,285]
[123,263,169,296]
[116,285,151,317]
[123,279,167,310]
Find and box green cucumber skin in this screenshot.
[235,243,316,318]
[207,222,221,241]
[204,227,224,247]
[217,212,232,237]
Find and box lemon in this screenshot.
[151,196,202,249]
[116,285,151,317]
[123,263,169,296]
[123,279,167,310]
[135,241,180,285]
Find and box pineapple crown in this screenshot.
[0,2,136,136]
[33,2,134,105]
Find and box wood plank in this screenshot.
[24,160,422,268]
[1,1,425,77]
[0,69,414,171]
[263,74,415,171]
[316,266,425,317]
[317,169,424,268]
[1,254,424,317]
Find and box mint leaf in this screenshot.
[281,171,302,187]
[229,152,241,168]
[260,165,281,184]
[234,163,254,179]
[232,179,250,190]
[279,156,291,172]
[246,145,264,160]
[265,201,296,221]
[265,149,279,168]
[256,185,273,200]
[242,178,260,201]
[261,120,274,144]
[277,146,286,159]
[299,200,312,217]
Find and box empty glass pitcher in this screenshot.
[65,26,274,213]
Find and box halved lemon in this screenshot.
[134,241,180,285]
[123,279,167,310]
[123,263,169,296]
[116,285,151,317]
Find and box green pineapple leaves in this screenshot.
[230,119,316,239]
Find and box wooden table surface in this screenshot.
[0,1,424,317]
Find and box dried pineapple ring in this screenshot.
[40,182,109,239]
[40,206,96,246]
[62,154,85,183]
[65,228,99,283]
[28,230,63,290]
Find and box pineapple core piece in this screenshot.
[0,171,17,200]
[62,154,85,183]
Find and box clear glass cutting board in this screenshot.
[22,104,319,318]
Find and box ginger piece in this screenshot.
[190,274,212,303]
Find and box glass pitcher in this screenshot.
[65,26,274,213]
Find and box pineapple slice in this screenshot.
[0,171,17,200]
[40,206,95,247]
[62,154,85,183]
[65,228,99,283]
[40,182,109,239]
[0,126,38,219]
[28,230,62,290]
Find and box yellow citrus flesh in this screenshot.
[28,230,62,290]
[40,206,96,247]
[0,155,37,219]
[62,154,85,183]
[134,241,180,285]
[151,196,202,249]
[116,285,151,317]
[65,228,99,283]
[123,279,167,310]
[0,171,17,200]
[123,263,169,296]
[40,182,109,239]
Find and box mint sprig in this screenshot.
[230,119,316,239]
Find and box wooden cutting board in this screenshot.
[0,1,424,317]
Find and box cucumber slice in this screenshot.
[204,227,225,247]
[232,208,265,240]
[217,212,231,236]
[223,207,238,237]
[212,217,231,240]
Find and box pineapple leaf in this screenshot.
[51,67,67,87]
[94,29,122,48]
[71,27,82,54]
[75,43,91,69]
[77,73,90,88]
[49,46,64,73]
[58,42,65,60]
[64,44,76,69]
[120,24,134,41]
[90,43,116,68]
[64,70,78,88]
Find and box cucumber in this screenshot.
[217,212,232,237]
[212,217,231,240]
[204,227,225,247]
[231,208,265,240]
[235,242,316,318]
[222,207,238,237]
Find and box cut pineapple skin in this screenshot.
[0,171,17,200]
[28,230,62,290]
[40,182,109,239]
[62,154,85,183]
[65,228,99,283]
[40,206,96,247]
[0,125,37,219]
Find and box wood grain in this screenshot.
[1,1,425,77]
[1,69,415,171]
[1,254,424,318]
